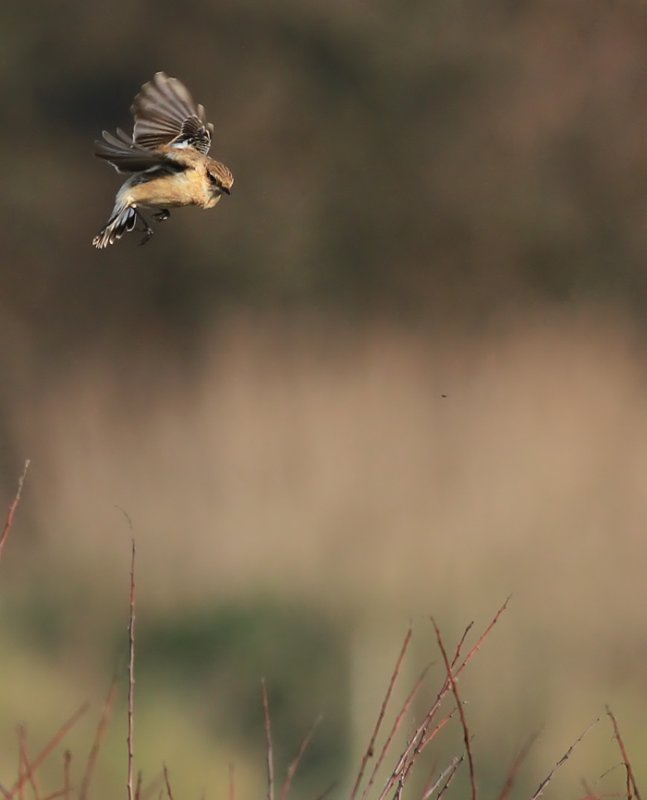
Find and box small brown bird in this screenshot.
[92,72,233,249]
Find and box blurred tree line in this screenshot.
[2,0,647,351]
[3,0,647,478]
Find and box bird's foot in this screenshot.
[138,227,154,246]
[154,209,171,222]
[133,208,154,245]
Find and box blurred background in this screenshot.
[1,0,647,797]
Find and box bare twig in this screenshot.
[162,766,175,800]
[411,710,456,763]
[279,716,322,800]
[391,707,458,800]
[606,707,642,800]
[9,705,89,799]
[578,779,601,800]
[435,756,462,800]
[261,679,275,800]
[80,676,118,800]
[115,505,134,531]
[62,751,71,800]
[451,623,474,668]
[228,763,236,800]
[18,726,41,800]
[453,597,511,678]
[127,540,136,800]
[529,719,600,800]
[0,460,30,562]
[350,628,413,800]
[361,661,432,800]
[376,600,509,800]
[421,756,462,800]
[41,789,74,800]
[497,731,539,800]
[598,765,624,782]
[17,731,24,800]
[432,619,476,800]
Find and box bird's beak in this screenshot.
[221,185,231,195]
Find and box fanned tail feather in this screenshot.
[92,204,138,249]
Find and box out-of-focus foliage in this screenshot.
[2,4,647,797]
[3,0,647,353]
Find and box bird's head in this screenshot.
[206,161,234,202]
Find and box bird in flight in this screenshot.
[92,72,233,249]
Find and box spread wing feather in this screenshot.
[130,72,213,155]
[94,129,187,173]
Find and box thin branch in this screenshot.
[599,765,625,782]
[350,628,413,800]
[279,716,322,800]
[9,705,89,799]
[391,707,458,800]
[606,707,642,800]
[127,540,136,800]
[451,623,474,668]
[80,676,118,800]
[261,679,275,800]
[453,597,511,678]
[529,719,600,800]
[378,698,454,800]
[17,730,24,800]
[162,766,175,800]
[115,505,134,531]
[411,710,456,762]
[435,756,463,800]
[18,726,41,800]
[228,763,236,800]
[360,661,432,800]
[0,460,30,562]
[432,619,476,800]
[41,789,74,800]
[376,600,509,800]
[62,751,71,800]
[421,756,462,800]
[497,731,539,800]
[578,779,601,800]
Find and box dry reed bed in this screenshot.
[0,463,642,800]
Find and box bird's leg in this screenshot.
[154,209,171,222]
[133,209,154,246]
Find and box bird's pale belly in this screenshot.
[120,172,216,209]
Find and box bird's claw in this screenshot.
[138,228,154,246]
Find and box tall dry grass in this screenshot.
[2,309,646,793]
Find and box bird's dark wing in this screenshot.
[130,71,214,155]
[94,128,189,173]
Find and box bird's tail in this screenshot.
[92,203,138,249]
